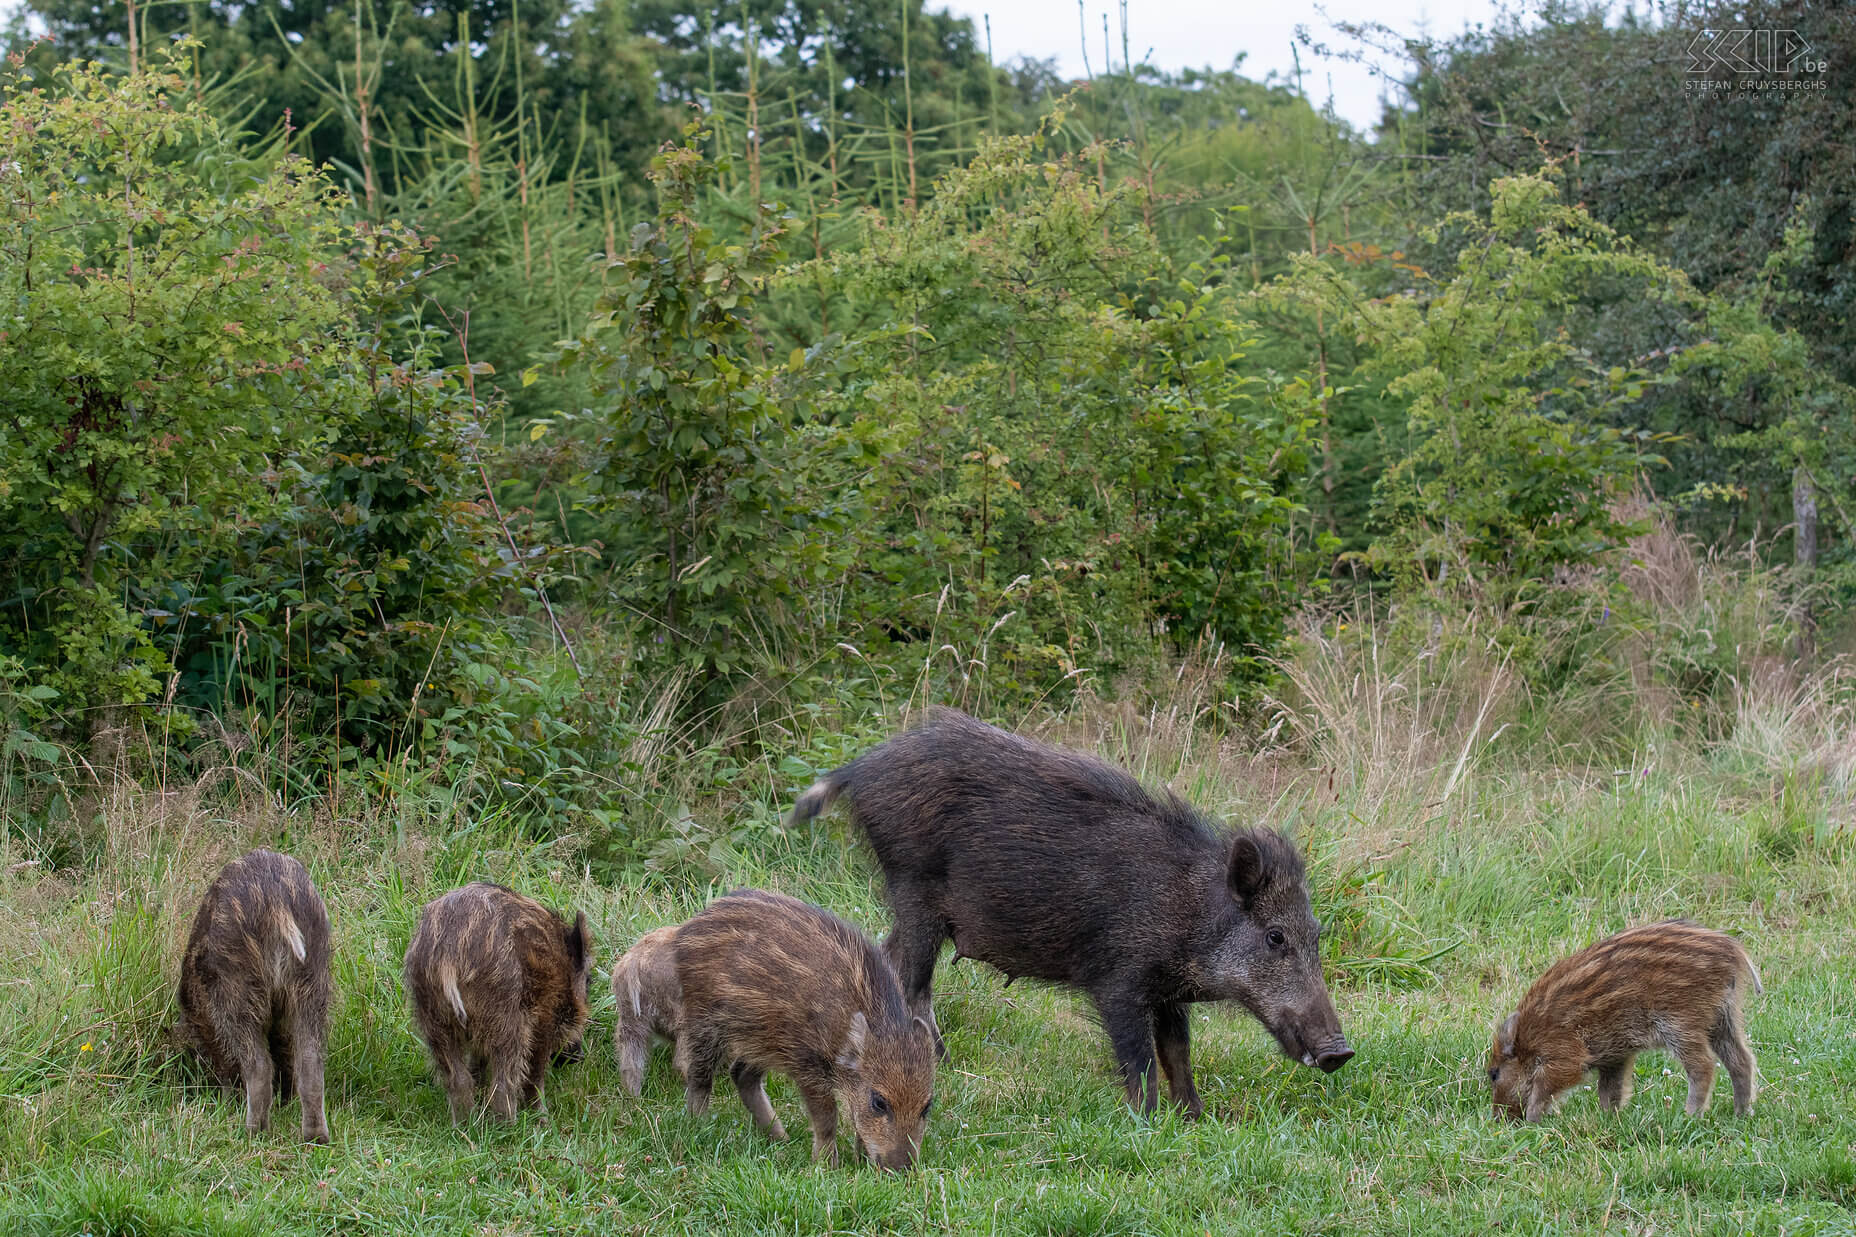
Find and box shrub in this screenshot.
[823,123,1317,697]
[551,122,884,698]
[0,54,355,732]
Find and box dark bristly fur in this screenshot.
[177,849,333,1143]
[610,925,682,1097]
[673,888,937,1170]
[790,708,1351,1118]
[1489,919,1762,1122]
[402,882,593,1123]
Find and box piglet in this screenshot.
[178,849,333,1143]
[1488,919,1760,1122]
[674,888,936,1170]
[611,925,682,1096]
[403,882,592,1122]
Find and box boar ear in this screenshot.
[566,911,591,969]
[1226,833,1273,903]
[836,1010,868,1073]
[1498,1013,1518,1058]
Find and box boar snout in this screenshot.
[1268,999,1351,1073]
[864,1141,919,1173]
[1314,1040,1354,1073]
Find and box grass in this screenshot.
[3,711,1855,1236]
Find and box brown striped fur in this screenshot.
[674,889,936,1170]
[403,882,592,1123]
[1489,919,1761,1122]
[177,849,333,1143]
[610,925,682,1096]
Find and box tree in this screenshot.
[825,120,1316,689]
[552,122,883,692]
[1264,171,1691,616]
[1,53,352,728]
[1377,0,1856,568]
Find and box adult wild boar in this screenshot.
[791,709,1351,1116]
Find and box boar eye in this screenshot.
[1488,1068,1500,1082]
[869,1091,891,1117]
[1266,928,1286,949]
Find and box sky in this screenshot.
[945,0,1520,132]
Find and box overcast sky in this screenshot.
[0,0,1525,132]
[947,0,1521,131]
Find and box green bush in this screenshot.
[1265,171,1687,618]
[823,123,1317,696]
[176,225,516,759]
[0,54,353,728]
[1,58,542,773]
[552,122,885,697]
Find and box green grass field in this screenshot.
[3,724,1853,1235]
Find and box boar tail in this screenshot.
[439,962,468,1024]
[789,775,844,826]
[273,907,307,964]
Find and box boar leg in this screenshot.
[485,1026,531,1121]
[1594,1056,1635,1111]
[294,1034,330,1143]
[1524,1056,1582,1123]
[444,1058,477,1123]
[425,1029,476,1123]
[1152,1001,1203,1119]
[185,1011,243,1096]
[616,1020,650,1097]
[1095,994,1161,1114]
[679,1029,719,1117]
[283,987,330,1143]
[522,1031,556,1111]
[1709,1012,1757,1117]
[731,1062,787,1141]
[1669,1033,1716,1116]
[881,889,949,1060]
[797,1082,841,1166]
[228,1032,275,1135]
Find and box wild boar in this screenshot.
[402,882,592,1123]
[1489,918,1761,1122]
[177,848,333,1143]
[791,708,1351,1117]
[611,925,682,1096]
[674,888,936,1170]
